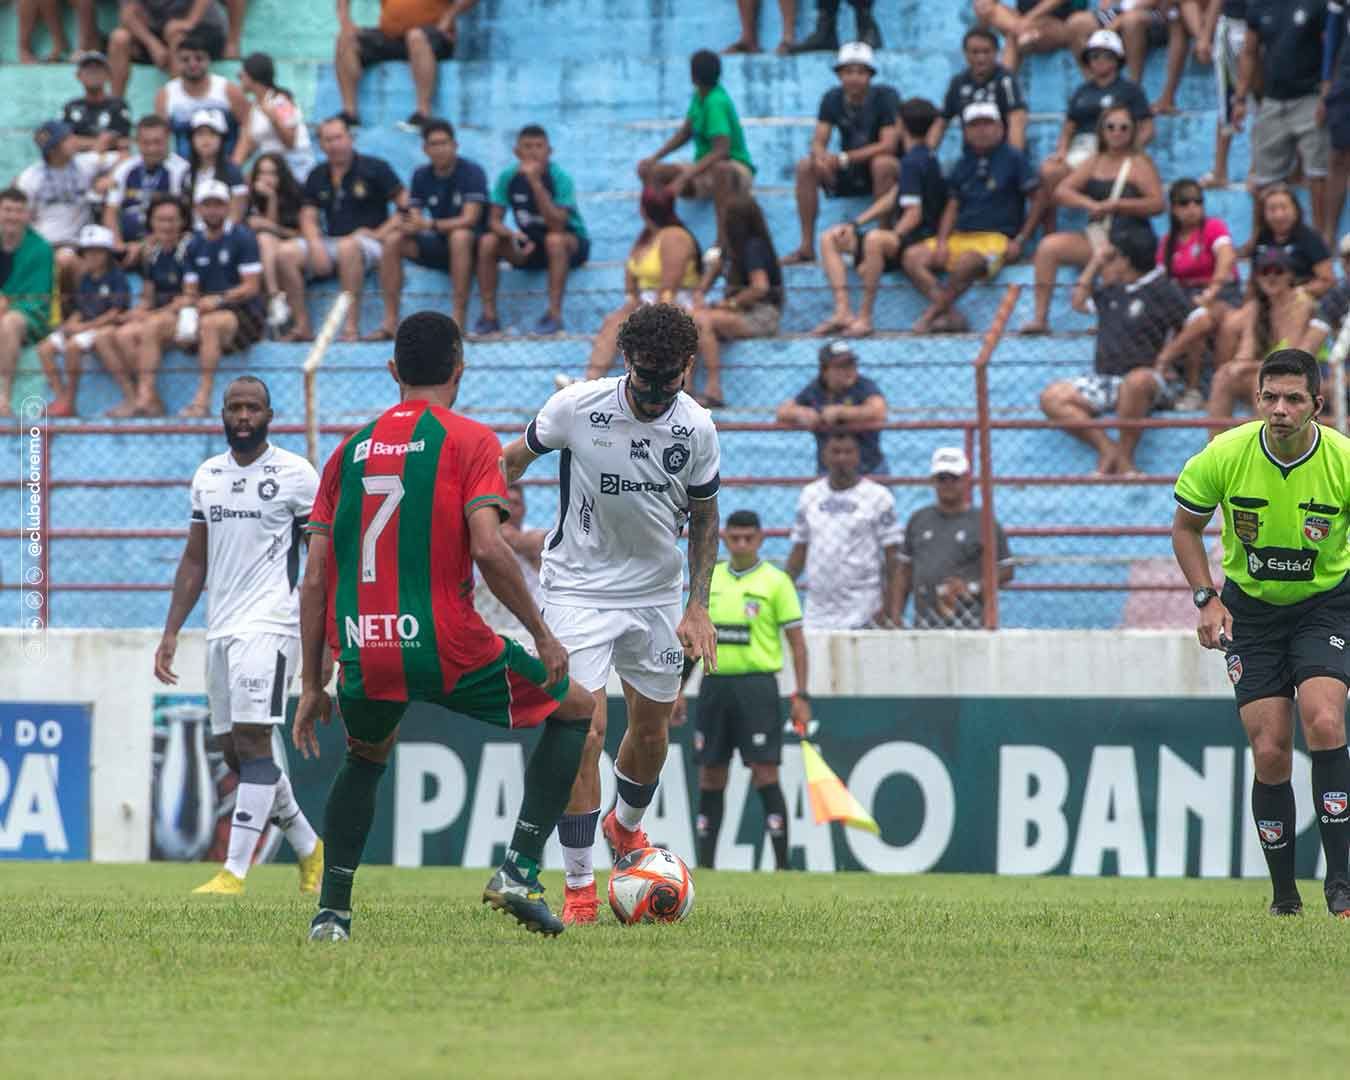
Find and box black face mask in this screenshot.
[629,365,684,414]
[224,418,269,453]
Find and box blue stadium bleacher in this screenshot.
[0,1,1320,629]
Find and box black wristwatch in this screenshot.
[1192,586,1219,609]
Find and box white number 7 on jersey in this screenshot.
[361,474,404,583]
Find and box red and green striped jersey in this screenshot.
[307,400,510,701]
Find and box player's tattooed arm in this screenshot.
[686,494,720,607]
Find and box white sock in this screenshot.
[224,781,275,878]
[562,845,594,889]
[271,772,318,859]
[614,765,658,831]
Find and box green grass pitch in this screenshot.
[4,864,1350,1078]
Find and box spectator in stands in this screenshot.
[14,0,98,63]
[37,224,131,418]
[245,153,303,333]
[0,188,55,419]
[104,115,190,262]
[16,121,115,298]
[1325,2,1350,254]
[1065,0,1181,89]
[373,119,487,339]
[232,52,315,181]
[184,110,249,225]
[472,483,545,635]
[929,27,1030,151]
[1247,183,1335,297]
[723,0,798,54]
[572,187,700,383]
[168,179,263,416]
[474,124,588,337]
[637,50,756,250]
[155,30,249,160]
[1149,0,1196,115]
[334,0,480,131]
[781,42,899,265]
[1194,0,1248,189]
[902,104,1036,333]
[1028,30,1152,241]
[64,51,133,154]
[972,0,1088,72]
[814,97,947,337]
[1020,103,1164,335]
[689,193,783,407]
[776,340,888,474]
[1040,227,1215,474]
[786,432,903,629]
[223,0,247,57]
[1158,177,1241,409]
[100,193,191,417]
[1233,1,1333,245]
[275,116,406,342]
[788,0,883,52]
[1207,248,1317,423]
[1301,236,1350,355]
[109,1,231,97]
[897,446,1014,629]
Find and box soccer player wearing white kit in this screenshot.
[787,432,905,628]
[154,375,325,895]
[503,303,722,925]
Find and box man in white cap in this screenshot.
[36,223,131,417]
[782,42,899,265]
[1300,234,1350,356]
[929,27,1029,152]
[896,446,1013,630]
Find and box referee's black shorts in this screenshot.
[1223,577,1350,707]
[693,672,782,766]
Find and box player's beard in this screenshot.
[224,419,269,453]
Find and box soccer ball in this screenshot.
[607,846,695,925]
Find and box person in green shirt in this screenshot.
[675,509,810,870]
[1173,348,1350,918]
[637,49,755,249]
[0,187,55,418]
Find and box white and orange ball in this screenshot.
[607,846,695,925]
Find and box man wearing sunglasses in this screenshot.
[503,302,721,925]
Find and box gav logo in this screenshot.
[630,438,651,460]
[600,472,670,495]
[589,411,613,429]
[343,613,422,648]
[671,424,694,438]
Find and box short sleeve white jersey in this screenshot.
[526,377,721,608]
[189,444,319,639]
[790,477,903,629]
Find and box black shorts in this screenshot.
[856,224,928,271]
[1222,577,1350,707]
[518,231,590,271]
[357,25,454,67]
[223,301,263,352]
[412,231,450,269]
[828,164,875,199]
[693,672,783,766]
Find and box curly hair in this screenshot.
[616,303,699,369]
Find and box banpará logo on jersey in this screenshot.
[231,478,246,494]
[209,505,262,523]
[343,613,422,648]
[663,444,690,474]
[353,437,426,462]
[671,424,694,438]
[257,478,279,501]
[600,472,670,495]
[578,494,595,534]
[589,411,613,429]
[630,438,651,460]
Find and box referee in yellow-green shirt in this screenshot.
[681,509,811,870]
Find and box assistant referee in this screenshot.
[1173,349,1350,918]
[684,509,810,871]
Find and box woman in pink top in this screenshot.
[1156,177,1240,410]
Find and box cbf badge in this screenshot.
[1304,515,1331,543]
[1232,509,1260,543]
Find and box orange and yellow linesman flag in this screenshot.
[800,741,879,835]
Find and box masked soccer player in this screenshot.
[1173,348,1350,917]
[503,302,722,924]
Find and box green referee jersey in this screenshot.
[1174,421,1350,605]
[707,560,803,674]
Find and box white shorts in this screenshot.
[1065,133,1098,170]
[205,632,299,736]
[638,288,695,307]
[541,600,684,703]
[297,234,382,277]
[46,328,98,354]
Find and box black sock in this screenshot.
[319,752,386,913]
[1311,745,1350,883]
[757,783,790,870]
[695,788,724,869]
[507,718,587,877]
[1252,779,1299,901]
